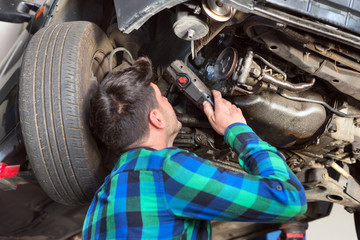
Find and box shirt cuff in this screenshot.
[224,123,254,146]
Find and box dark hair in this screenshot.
[89,57,157,151]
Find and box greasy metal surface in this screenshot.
[300,168,360,210]
[114,0,187,33]
[265,0,360,35]
[174,127,196,149]
[276,26,360,66]
[304,42,360,72]
[279,92,360,118]
[223,0,360,49]
[329,114,360,143]
[234,50,253,85]
[232,90,327,148]
[177,114,211,128]
[252,27,360,101]
[296,122,357,165]
[260,73,315,92]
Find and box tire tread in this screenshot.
[20,21,110,205]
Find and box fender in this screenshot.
[114,0,187,34]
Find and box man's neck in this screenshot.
[141,137,168,151]
[139,130,173,150]
[125,125,177,151]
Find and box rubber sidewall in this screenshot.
[19,21,113,205]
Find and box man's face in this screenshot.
[151,83,182,140]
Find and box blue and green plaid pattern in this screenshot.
[83,123,307,239]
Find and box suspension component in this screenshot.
[214,48,316,95]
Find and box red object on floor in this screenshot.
[0,163,20,179]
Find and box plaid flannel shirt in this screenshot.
[82,123,307,239]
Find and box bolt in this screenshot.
[328,124,337,133]
[276,22,285,28]
[251,68,261,77]
[206,65,214,73]
[322,173,329,180]
[215,0,224,7]
[187,29,195,40]
[194,6,201,14]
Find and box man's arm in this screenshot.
[161,91,307,222]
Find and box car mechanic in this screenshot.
[82,57,307,239]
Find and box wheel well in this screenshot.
[49,0,114,31]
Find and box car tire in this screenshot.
[19,21,114,205]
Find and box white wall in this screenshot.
[307,204,357,239]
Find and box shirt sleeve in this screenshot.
[162,123,307,223]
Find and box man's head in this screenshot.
[89,57,181,152]
[149,82,182,147]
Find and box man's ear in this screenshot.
[149,109,165,129]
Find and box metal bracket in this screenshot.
[301,168,360,210]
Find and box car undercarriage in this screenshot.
[0,0,360,239]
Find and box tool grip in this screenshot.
[166,60,214,110]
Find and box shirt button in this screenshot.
[276,185,282,191]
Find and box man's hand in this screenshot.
[203,90,247,136]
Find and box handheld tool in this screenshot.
[166,60,214,110]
